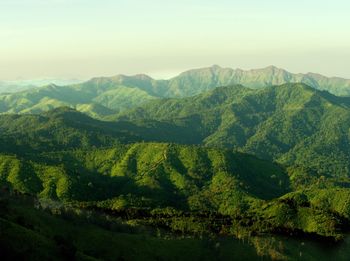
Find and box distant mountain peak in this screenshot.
[210,64,222,70]
[108,73,154,82]
[255,65,287,73]
[133,74,154,80]
[265,65,279,69]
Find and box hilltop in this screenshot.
[1,66,350,118]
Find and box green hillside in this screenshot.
[88,65,350,97]
[0,107,204,154]
[1,66,350,119]
[1,141,350,240]
[117,83,350,177]
[0,104,349,240]
[0,107,140,152]
[0,81,157,118]
[0,143,289,205]
[162,65,350,97]
[1,80,350,255]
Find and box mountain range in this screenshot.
[1,101,350,242]
[116,83,350,178]
[1,65,350,118]
[2,66,350,259]
[0,78,82,94]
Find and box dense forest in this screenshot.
[1,77,350,260]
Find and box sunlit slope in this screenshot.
[118,83,350,177]
[1,66,350,118]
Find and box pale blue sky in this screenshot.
[0,0,349,80]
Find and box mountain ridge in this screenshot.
[116,83,350,178]
[1,105,350,242]
[1,65,350,118]
[1,83,350,242]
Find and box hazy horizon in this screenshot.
[3,64,350,84]
[1,0,349,80]
[2,64,350,84]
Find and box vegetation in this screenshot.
[1,193,264,260]
[1,65,350,118]
[117,83,350,178]
[1,77,350,259]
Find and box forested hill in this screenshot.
[1,65,350,118]
[1,82,350,178]
[0,107,201,153]
[2,141,350,241]
[152,65,350,97]
[1,83,350,244]
[117,83,350,177]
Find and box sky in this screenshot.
[0,0,349,80]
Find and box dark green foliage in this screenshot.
[0,194,263,261]
[2,83,350,180]
[0,107,203,153]
[0,143,289,206]
[117,83,350,177]
[1,79,350,256]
